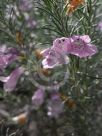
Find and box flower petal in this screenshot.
[32,88,45,107]
[3,67,25,92]
[69,35,98,58]
[53,37,72,54]
[0,76,10,82]
[80,35,91,43]
[47,92,64,118]
[0,54,18,70]
[41,48,51,57]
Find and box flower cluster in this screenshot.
[31,34,98,118]
[32,88,64,118]
[1,0,100,122]
[41,35,98,69]
[0,45,24,92]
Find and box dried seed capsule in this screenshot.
[12,113,27,125]
[35,49,43,60]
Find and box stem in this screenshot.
[51,118,58,136]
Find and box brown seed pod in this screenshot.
[16,31,24,46]
[12,113,27,125]
[59,93,76,109]
[41,68,52,77]
[35,49,43,60]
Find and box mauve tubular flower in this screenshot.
[52,35,98,58]
[42,49,60,69]
[0,67,25,92]
[47,92,64,118]
[42,35,98,58]
[41,37,71,57]
[41,37,71,69]
[41,35,97,69]
[0,54,18,70]
[42,49,69,69]
[52,37,72,55]
[69,35,98,58]
[0,46,18,70]
[19,0,33,12]
[32,88,45,107]
[41,48,51,57]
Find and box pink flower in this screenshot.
[0,54,18,70]
[0,67,25,92]
[52,35,98,58]
[32,88,45,107]
[47,92,64,118]
[41,35,97,69]
[52,37,72,55]
[0,46,18,70]
[42,48,69,69]
[42,49,60,69]
[69,35,98,58]
[41,48,51,57]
